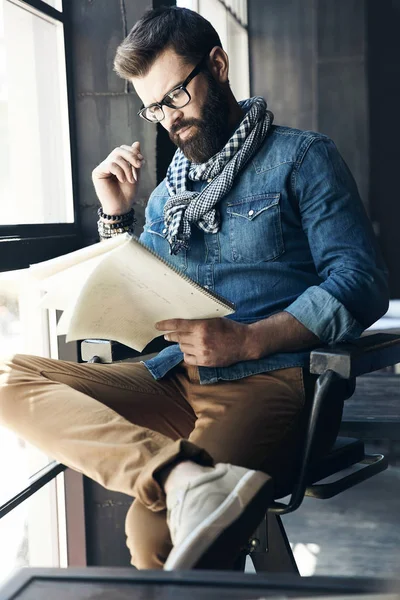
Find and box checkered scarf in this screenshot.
[164,96,274,255]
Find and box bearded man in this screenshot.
[0,6,388,571]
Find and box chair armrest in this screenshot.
[270,333,399,514]
[269,370,337,515]
[310,332,400,378]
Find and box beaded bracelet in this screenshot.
[97,207,136,240]
[99,221,133,230]
[97,219,134,233]
[97,207,135,222]
[97,220,134,237]
[97,224,135,240]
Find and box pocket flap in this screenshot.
[227,193,280,221]
[145,218,168,238]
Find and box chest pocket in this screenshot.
[143,218,188,272]
[226,193,284,263]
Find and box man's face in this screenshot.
[132,48,231,163]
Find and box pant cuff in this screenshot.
[133,439,214,511]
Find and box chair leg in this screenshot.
[250,513,299,574]
[233,550,247,571]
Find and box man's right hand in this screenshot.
[92,141,145,215]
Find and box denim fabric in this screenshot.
[140,125,389,384]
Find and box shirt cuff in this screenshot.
[284,286,365,344]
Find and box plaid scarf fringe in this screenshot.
[164,97,273,255]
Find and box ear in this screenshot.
[207,46,229,84]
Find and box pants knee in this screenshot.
[125,500,172,570]
[0,355,19,422]
[0,354,37,426]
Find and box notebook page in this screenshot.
[64,237,234,351]
[38,253,110,310]
[29,233,130,280]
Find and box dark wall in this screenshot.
[66,0,175,246]
[248,0,369,207]
[248,0,400,296]
[367,1,400,297]
[66,0,175,568]
[249,0,316,131]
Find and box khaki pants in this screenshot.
[0,354,343,569]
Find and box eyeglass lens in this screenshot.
[143,87,190,122]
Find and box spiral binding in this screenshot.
[125,233,236,312]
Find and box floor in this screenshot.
[278,463,400,578]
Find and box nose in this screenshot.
[162,106,184,130]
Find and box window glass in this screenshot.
[0,0,71,583]
[175,0,197,7]
[0,451,62,585]
[0,0,73,225]
[0,285,52,473]
[177,0,250,101]
[226,11,249,100]
[0,291,20,356]
[41,0,62,10]
[0,290,63,584]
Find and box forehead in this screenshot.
[132,49,191,105]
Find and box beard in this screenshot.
[168,72,233,164]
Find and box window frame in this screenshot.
[0,0,86,571]
[0,0,82,272]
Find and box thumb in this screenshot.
[131,140,141,153]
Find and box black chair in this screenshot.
[80,332,400,574]
[240,332,400,574]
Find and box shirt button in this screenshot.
[163,228,167,234]
[207,178,213,183]
[248,209,254,216]
[204,285,210,289]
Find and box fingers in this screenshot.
[93,140,145,184]
[131,140,141,154]
[107,160,128,184]
[119,145,144,168]
[156,319,192,332]
[108,156,136,184]
[117,145,145,183]
[164,332,195,348]
[183,353,197,366]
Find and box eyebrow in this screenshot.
[150,77,185,107]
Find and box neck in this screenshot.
[227,92,245,132]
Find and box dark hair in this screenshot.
[113,6,222,79]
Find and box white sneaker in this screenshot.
[164,463,272,570]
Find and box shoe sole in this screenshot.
[163,469,271,571]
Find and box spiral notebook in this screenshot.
[30,233,235,351]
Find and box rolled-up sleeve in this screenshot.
[284,137,389,343]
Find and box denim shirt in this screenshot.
[140,125,389,384]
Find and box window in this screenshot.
[0,0,77,584]
[0,433,64,583]
[0,0,73,225]
[177,0,250,101]
[41,0,62,9]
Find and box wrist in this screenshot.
[99,204,134,217]
[98,206,134,221]
[97,207,136,240]
[244,321,268,361]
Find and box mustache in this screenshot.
[170,119,202,136]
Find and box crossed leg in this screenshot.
[0,353,197,568]
[0,355,340,569]
[126,363,314,568]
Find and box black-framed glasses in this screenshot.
[137,53,209,123]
